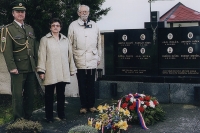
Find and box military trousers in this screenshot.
[11,72,37,120]
[76,69,96,109]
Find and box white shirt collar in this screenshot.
[14,20,24,27]
[78,18,87,25]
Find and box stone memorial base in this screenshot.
[95,78,200,104]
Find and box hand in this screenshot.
[97,61,100,66]
[10,69,19,74]
[39,74,45,80]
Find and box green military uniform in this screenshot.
[0,0,38,120]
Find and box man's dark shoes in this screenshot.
[80,108,87,114]
[89,107,97,113]
[58,117,66,121]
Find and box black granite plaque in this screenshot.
[103,32,115,75]
[114,29,157,75]
[158,27,200,76]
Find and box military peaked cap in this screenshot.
[10,0,26,11]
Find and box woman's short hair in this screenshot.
[49,18,63,28]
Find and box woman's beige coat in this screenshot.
[37,33,77,85]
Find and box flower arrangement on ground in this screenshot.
[88,104,132,133]
[118,93,165,129]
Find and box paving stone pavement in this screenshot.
[1,97,200,133]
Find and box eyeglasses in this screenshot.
[79,11,89,14]
[51,24,60,27]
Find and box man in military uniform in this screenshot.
[1,0,38,120]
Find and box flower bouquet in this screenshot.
[88,104,132,133]
[118,93,165,129]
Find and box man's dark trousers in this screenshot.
[76,69,96,109]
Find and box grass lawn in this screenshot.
[0,95,13,125]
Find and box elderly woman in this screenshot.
[37,18,77,123]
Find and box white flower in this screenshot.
[143,105,147,109]
[149,100,155,108]
[139,94,146,98]
[128,93,133,97]
[130,97,134,103]
[141,101,144,105]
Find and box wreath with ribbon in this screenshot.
[118,93,165,129]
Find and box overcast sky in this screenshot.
[96,0,200,31]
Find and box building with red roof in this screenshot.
[159,2,200,27]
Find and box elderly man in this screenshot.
[1,0,38,120]
[68,5,101,114]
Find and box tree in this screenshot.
[0,0,110,41]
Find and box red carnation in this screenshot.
[129,105,135,110]
[145,101,150,106]
[144,96,151,101]
[132,102,136,107]
[125,97,130,102]
[139,97,144,101]
[153,100,159,105]
[121,103,128,108]
[139,106,144,113]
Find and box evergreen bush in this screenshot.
[6,118,42,133]
[68,125,98,133]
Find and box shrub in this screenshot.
[68,125,98,133]
[6,118,42,133]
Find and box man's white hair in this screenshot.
[77,5,90,12]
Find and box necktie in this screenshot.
[21,24,25,29]
[21,24,26,33]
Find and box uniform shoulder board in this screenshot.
[24,23,32,27]
[4,23,13,28]
[0,24,9,31]
[0,25,3,30]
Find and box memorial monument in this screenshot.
[97,2,200,104]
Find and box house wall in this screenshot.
[165,22,199,28]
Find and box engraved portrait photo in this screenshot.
[188,32,193,39]
[122,48,127,54]
[188,47,193,53]
[122,35,127,41]
[140,34,145,40]
[140,48,145,54]
[167,47,173,54]
[167,33,173,40]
